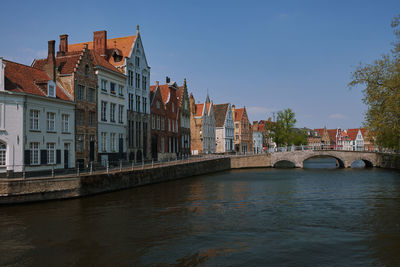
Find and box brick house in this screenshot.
[33,40,98,169]
[232,105,252,153]
[314,127,331,150]
[189,94,216,155]
[177,79,191,157]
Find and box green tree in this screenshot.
[272,108,297,146]
[349,14,400,150]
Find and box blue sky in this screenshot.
[0,0,398,129]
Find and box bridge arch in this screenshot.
[302,155,345,168]
[350,159,374,168]
[273,160,296,168]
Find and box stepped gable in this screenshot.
[4,59,71,101]
[213,103,229,127]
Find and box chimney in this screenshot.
[59,34,68,56]
[166,76,170,83]
[46,40,56,81]
[0,57,4,91]
[93,30,107,57]
[156,81,159,87]
[232,105,236,120]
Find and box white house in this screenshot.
[0,58,75,176]
[348,128,364,151]
[93,52,127,166]
[252,128,263,154]
[213,103,234,153]
[202,96,216,154]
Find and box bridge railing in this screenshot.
[265,145,397,154]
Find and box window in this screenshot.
[61,114,69,133]
[135,56,140,68]
[110,133,116,152]
[156,101,160,109]
[110,103,116,122]
[142,75,147,90]
[0,143,6,166]
[47,112,55,132]
[161,136,165,153]
[76,135,84,152]
[118,85,124,96]
[176,120,178,133]
[161,117,165,130]
[136,96,141,112]
[128,93,134,110]
[76,110,85,126]
[118,105,124,124]
[101,132,107,152]
[110,82,116,95]
[143,97,147,113]
[128,70,134,87]
[77,85,85,101]
[48,85,55,97]
[168,119,171,132]
[30,142,39,165]
[47,143,55,164]
[172,103,174,112]
[89,112,95,127]
[101,80,107,92]
[88,88,96,102]
[135,73,141,88]
[30,110,39,130]
[157,115,160,130]
[152,115,155,129]
[101,101,107,121]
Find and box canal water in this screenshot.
[1,159,400,266]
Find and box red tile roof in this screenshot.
[195,104,204,117]
[4,59,72,101]
[68,35,136,67]
[205,103,212,114]
[234,108,245,122]
[158,84,170,103]
[327,129,337,142]
[33,52,81,75]
[346,128,359,141]
[213,103,229,127]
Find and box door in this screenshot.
[89,135,95,162]
[64,143,70,169]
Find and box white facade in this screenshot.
[354,129,364,151]
[97,67,127,165]
[253,131,263,154]
[215,104,234,153]
[202,102,216,154]
[125,29,151,160]
[0,59,75,175]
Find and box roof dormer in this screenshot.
[47,80,56,98]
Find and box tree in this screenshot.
[271,108,300,146]
[349,14,400,150]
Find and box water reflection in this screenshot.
[0,168,400,266]
[303,157,339,169]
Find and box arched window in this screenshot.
[84,65,89,76]
[0,142,6,166]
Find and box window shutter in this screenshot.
[56,150,61,164]
[24,150,30,165]
[40,150,47,165]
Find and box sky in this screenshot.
[0,0,398,129]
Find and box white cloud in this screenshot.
[277,13,289,20]
[329,113,347,119]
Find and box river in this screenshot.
[1,159,400,266]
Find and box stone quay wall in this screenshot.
[0,158,231,204]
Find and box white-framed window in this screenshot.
[156,101,160,109]
[46,112,55,132]
[135,56,140,68]
[30,142,39,165]
[101,80,107,92]
[110,103,116,122]
[101,101,107,121]
[48,84,55,97]
[161,117,165,130]
[62,114,69,132]
[30,110,39,130]
[156,115,160,130]
[143,97,147,113]
[128,70,134,87]
[101,132,107,152]
[135,73,141,88]
[152,115,155,129]
[142,74,147,90]
[118,105,124,124]
[128,93,134,110]
[118,85,124,96]
[110,133,116,152]
[0,142,6,166]
[77,85,85,101]
[47,143,55,164]
[76,135,84,152]
[110,82,116,95]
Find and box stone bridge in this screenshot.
[230,150,386,169]
[271,150,378,168]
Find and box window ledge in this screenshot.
[29,130,41,133]
[47,131,57,133]
[62,132,71,134]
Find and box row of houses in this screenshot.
[306,127,374,151]
[0,28,258,176]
